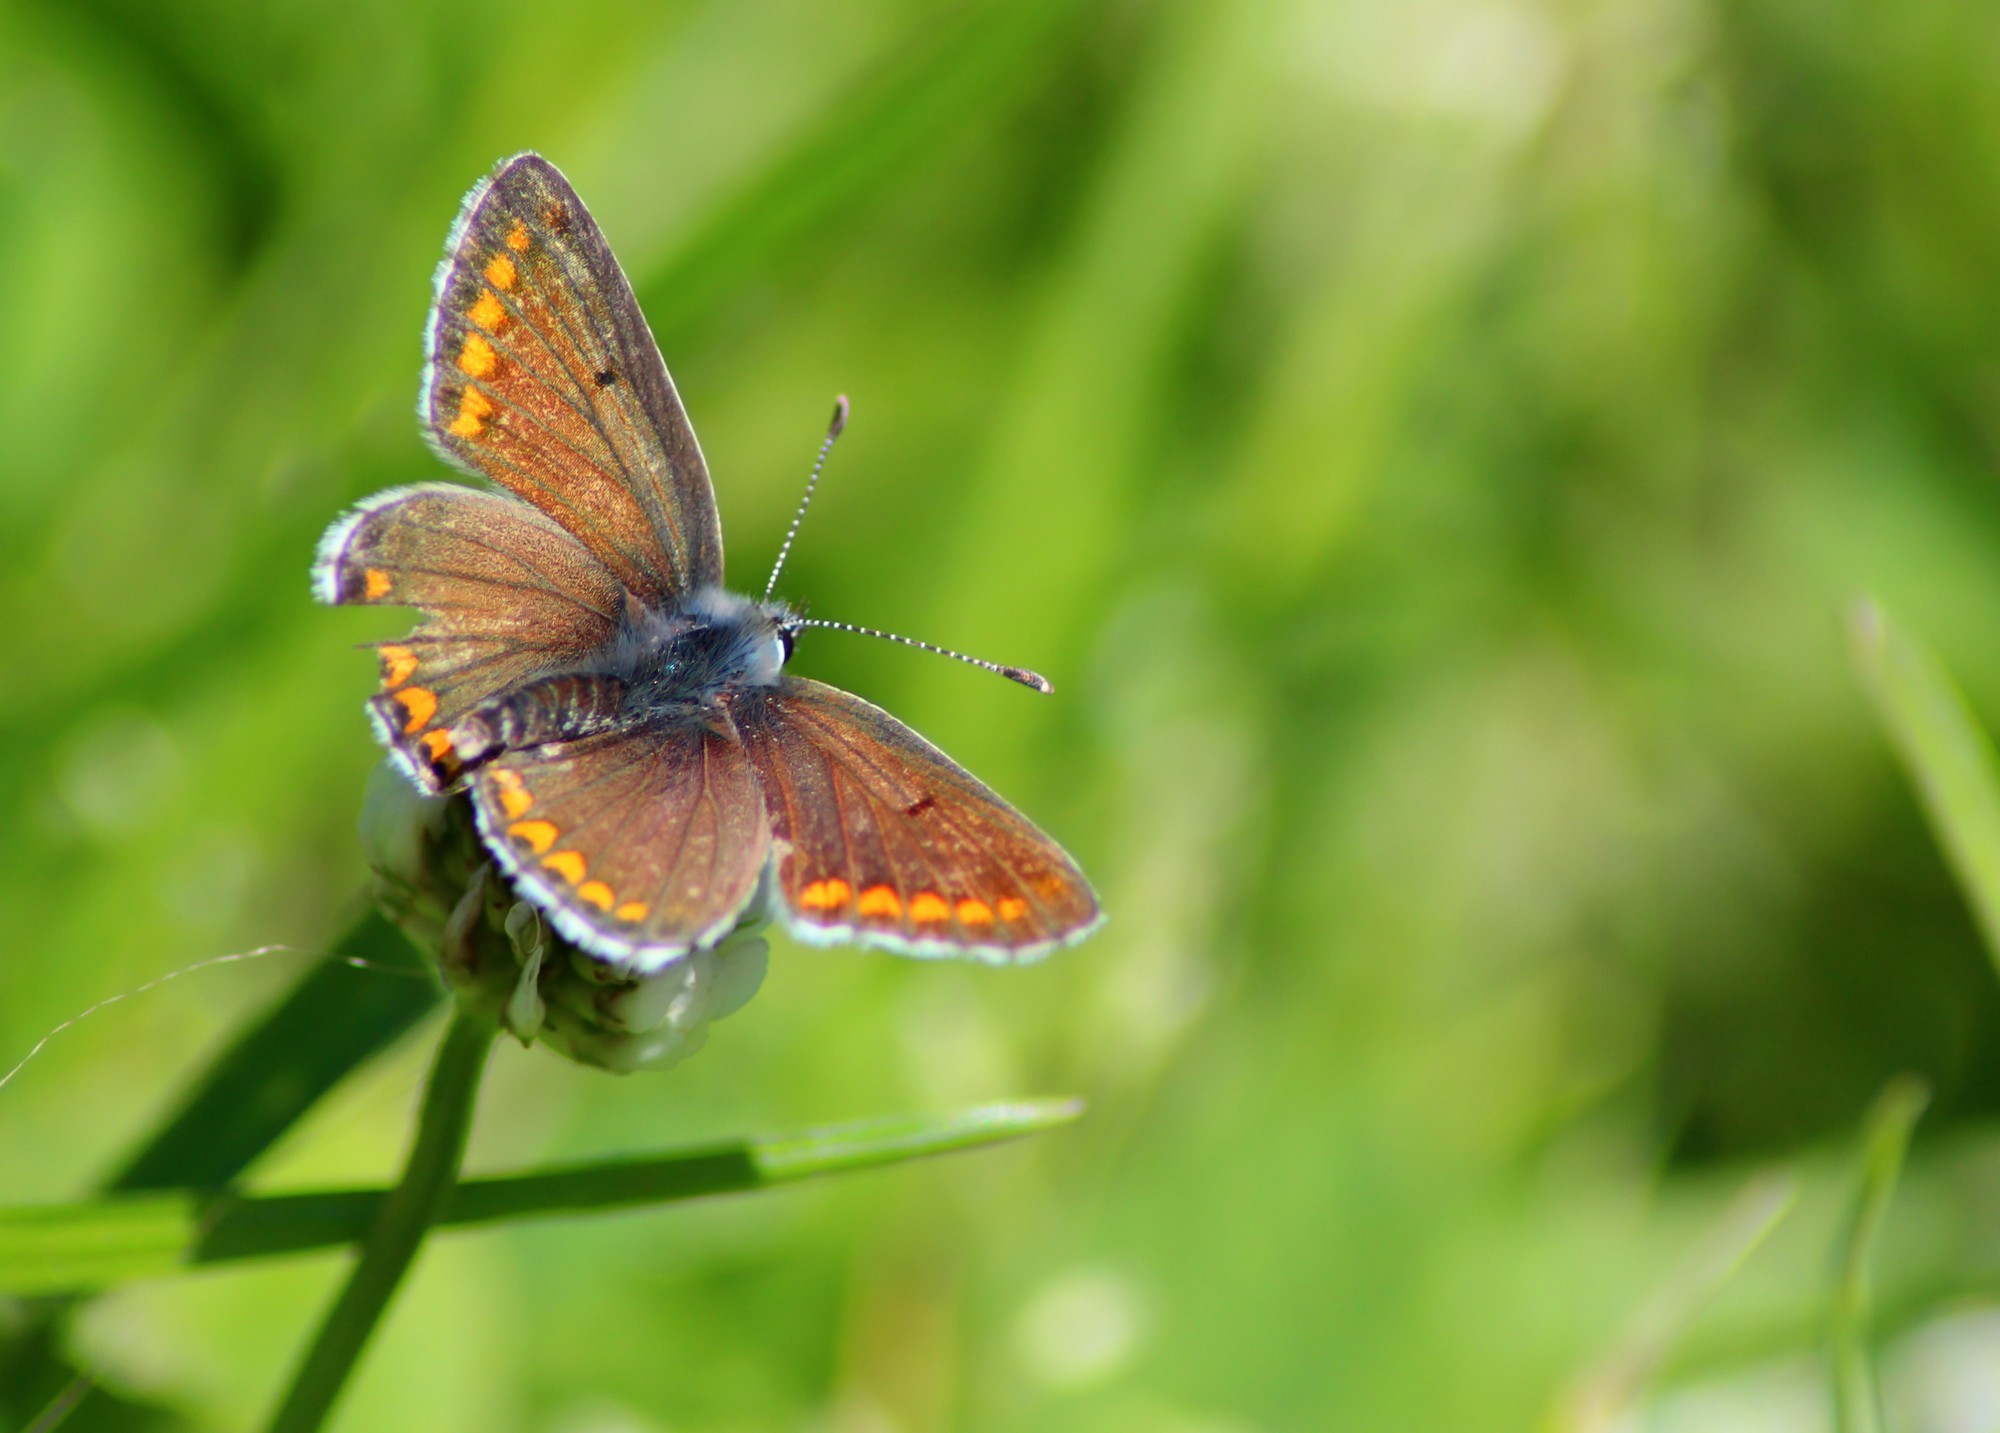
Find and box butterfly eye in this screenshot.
[776,628,795,664]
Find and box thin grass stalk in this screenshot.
[1829,1076,1928,1433]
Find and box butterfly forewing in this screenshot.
[470,718,771,967]
[423,154,722,602]
[314,483,623,789]
[732,678,1102,962]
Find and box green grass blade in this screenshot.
[1556,1172,1798,1432]
[1828,1076,1928,1433]
[0,1198,212,1301]
[0,1100,1083,1296]
[1851,598,2000,971]
[108,908,442,1194]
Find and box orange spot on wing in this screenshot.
[457,333,498,380]
[1033,874,1069,897]
[505,220,530,252]
[955,898,994,926]
[419,730,460,782]
[614,901,650,923]
[483,253,517,290]
[448,383,493,438]
[909,891,950,923]
[857,885,902,919]
[798,878,851,912]
[491,770,531,817]
[542,850,587,884]
[997,896,1029,922]
[468,289,508,332]
[363,568,392,600]
[507,819,558,854]
[577,880,615,911]
[394,687,437,733]
[379,645,418,688]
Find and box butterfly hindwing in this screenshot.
[314,482,624,790]
[422,153,723,603]
[469,716,771,968]
[731,678,1102,962]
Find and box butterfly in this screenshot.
[315,153,1102,971]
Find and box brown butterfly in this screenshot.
[315,153,1102,970]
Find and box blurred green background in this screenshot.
[8,0,2000,1427]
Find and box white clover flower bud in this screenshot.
[357,759,460,948]
[536,920,769,1073]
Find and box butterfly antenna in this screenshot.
[763,395,849,602]
[792,618,1054,693]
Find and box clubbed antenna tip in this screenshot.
[1000,666,1054,694]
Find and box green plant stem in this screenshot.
[1850,599,2000,971]
[1830,1076,1928,1433]
[265,1008,493,1433]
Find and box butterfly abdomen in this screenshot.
[444,671,631,768]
